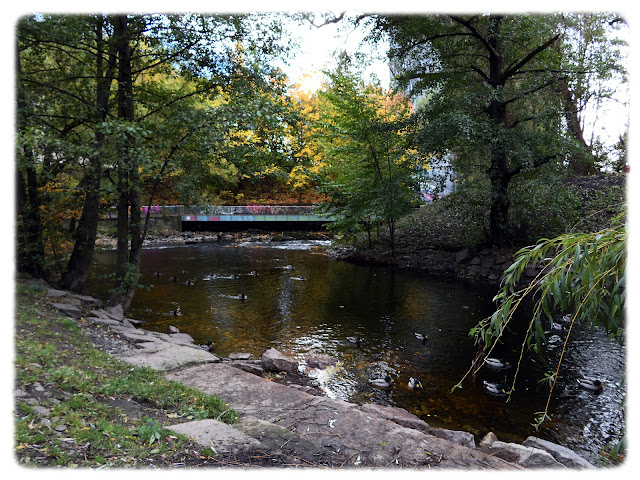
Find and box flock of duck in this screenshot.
[153,269,604,397]
[153,264,304,317]
[345,333,428,391]
[477,314,605,397]
[359,313,604,397]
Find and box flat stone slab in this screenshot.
[361,403,430,432]
[114,343,219,371]
[51,303,83,319]
[229,353,252,360]
[167,419,263,454]
[166,363,517,469]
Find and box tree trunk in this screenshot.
[110,14,139,311]
[16,40,46,278]
[557,78,595,175]
[59,17,115,292]
[486,15,512,247]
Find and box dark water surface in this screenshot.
[85,241,625,464]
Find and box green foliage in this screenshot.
[508,168,583,243]
[136,417,170,445]
[315,60,422,249]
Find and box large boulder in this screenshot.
[306,354,337,369]
[261,348,299,373]
[489,440,564,468]
[523,437,594,469]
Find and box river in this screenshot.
[85,239,625,464]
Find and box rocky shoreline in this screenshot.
[327,242,555,286]
[24,278,596,469]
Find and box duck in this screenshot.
[249,271,258,276]
[561,314,572,323]
[577,378,603,392]
[415,333,428,343]
[153,272,162,277]
[346,336,362,346]
[408,377,423,390]
[201,340,215,352]
[369,375,393,389]
[181,270,189,275]
[485,357,510,369]
[185,279,195,286]
[551,321,563,331]
[169,308,181,317]
[483,380,507,396]
[169,276,178,282]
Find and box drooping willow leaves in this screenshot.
[453,212,625,428]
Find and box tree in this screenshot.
[370,14,624,246]
[17,15,115,282]
[316,59,422,250]
[554,13,628,174]
[16,13,293,310]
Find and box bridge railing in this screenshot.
[186,205,319,216]
[103,205,330,219]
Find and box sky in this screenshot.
[278,15,390,92]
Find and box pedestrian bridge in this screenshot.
[140,205,336,232]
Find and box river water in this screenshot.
[85,240,625,464]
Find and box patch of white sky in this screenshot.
[276,15,390,92]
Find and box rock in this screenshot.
[426,427,476,449]
[232,361,263,376]
[71,293,102,308]
[489,440,564,468]
[229,353,252,360]
[86,317,122,327]
[167,419,263,453]
[47,288,67,298]
[469,256,481,265]
[261,348,299,373]
[169,332,195,344]
[480,431,498,448]
[479,248,493,255]
[361,403,430,433]
[124,317,144,327]
[523,436,594,469]
[455,248,470,263]
[51,302,83,319]
[105,304,125,321]
[114,343,220,371]
[32,405,51,416]
[524,267,539,277]
[168,325,180,334]
[306,354,337,369]
[289,384,321,395]
[122,318,136,329]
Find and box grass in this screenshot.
[13,280,236,468]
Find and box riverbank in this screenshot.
[329,173,626,285]
[13,277,601,469]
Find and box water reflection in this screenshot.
[85,241,625,464]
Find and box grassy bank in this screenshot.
[13,279,237,468]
